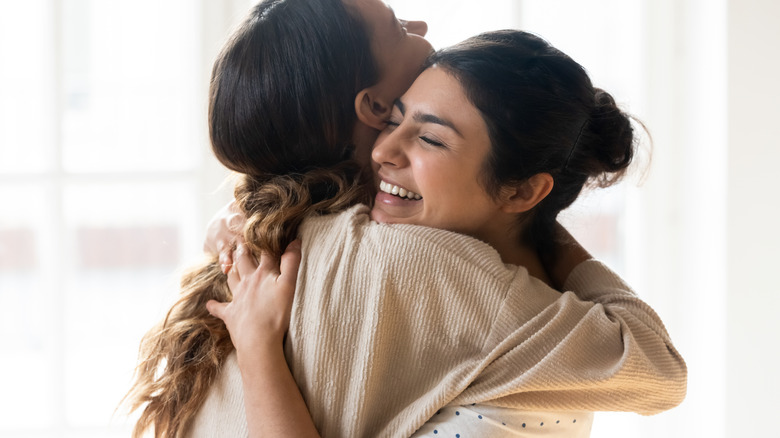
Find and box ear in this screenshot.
[355,87,393,131]
[499,173,554,214]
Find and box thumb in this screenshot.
[279,239,302,285]
[206,299,228,321]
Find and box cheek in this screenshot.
[415,160,456,201]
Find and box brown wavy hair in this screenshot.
[123,0,376,436]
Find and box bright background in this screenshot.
[0,0,777,437]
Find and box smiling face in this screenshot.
[348,0,433,101]
[370,67,515,243]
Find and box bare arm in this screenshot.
[544,222,593,291]
[206,242,320,438]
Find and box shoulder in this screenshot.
[301,204,520,283]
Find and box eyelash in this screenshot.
[420,136,444,147]
[384,118,446,148]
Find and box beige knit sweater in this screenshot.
[190,205,686,437]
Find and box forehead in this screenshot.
[406,68,470,108]
[404,68,488,138]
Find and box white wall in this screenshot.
[637,1,728,437]
[726,0,780,436]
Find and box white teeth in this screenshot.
[379,180,421,200]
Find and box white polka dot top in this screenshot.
[412,405,593,438]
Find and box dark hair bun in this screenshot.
[580,88,635,187]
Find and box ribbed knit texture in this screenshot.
[189,205,686,437]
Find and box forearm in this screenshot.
[563,260,687,411]
[206,241,311,436]
[237,345,320,438]
[545,223,593,290]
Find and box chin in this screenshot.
[369,208,387,223]
[370,208,405,225]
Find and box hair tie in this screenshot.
[564,120,588,171]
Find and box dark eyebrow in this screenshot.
[394,98,405,114]
[394,98,463,137]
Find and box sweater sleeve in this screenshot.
[563,259,682,363]
[452,260,687,416]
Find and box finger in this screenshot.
[224,235,246,269]
[204,201,237,254]
[220,262,233,275]
[219,246,233,269]
[257,250,281,277]
[278,240,302,285]
[226,266,239,292]
[233,243,257,279]
[206,299,228,321]
[226,213,240,232]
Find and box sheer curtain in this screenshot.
[0,0,730,436]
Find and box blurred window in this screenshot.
[0,1,209,436]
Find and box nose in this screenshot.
[401,19,428,37]
[372,130,408,168]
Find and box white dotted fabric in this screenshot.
[412,405,594,437]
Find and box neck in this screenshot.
[481,222,553,288]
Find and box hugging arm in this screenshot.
[206,242,321,438]
[544,222,594,291]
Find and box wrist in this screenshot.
[235,338,284,365]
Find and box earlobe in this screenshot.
[355,88,392,131]
[501,173,554,213]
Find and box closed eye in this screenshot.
[420,136,445,147]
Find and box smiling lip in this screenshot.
[378,179,422,200]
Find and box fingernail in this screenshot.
[288,240,301,250]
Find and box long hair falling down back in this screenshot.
[123,0,377,436]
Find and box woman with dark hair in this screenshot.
[125,0,685,436]
[205,28,686,438]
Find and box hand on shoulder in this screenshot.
[206,240,302,358]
